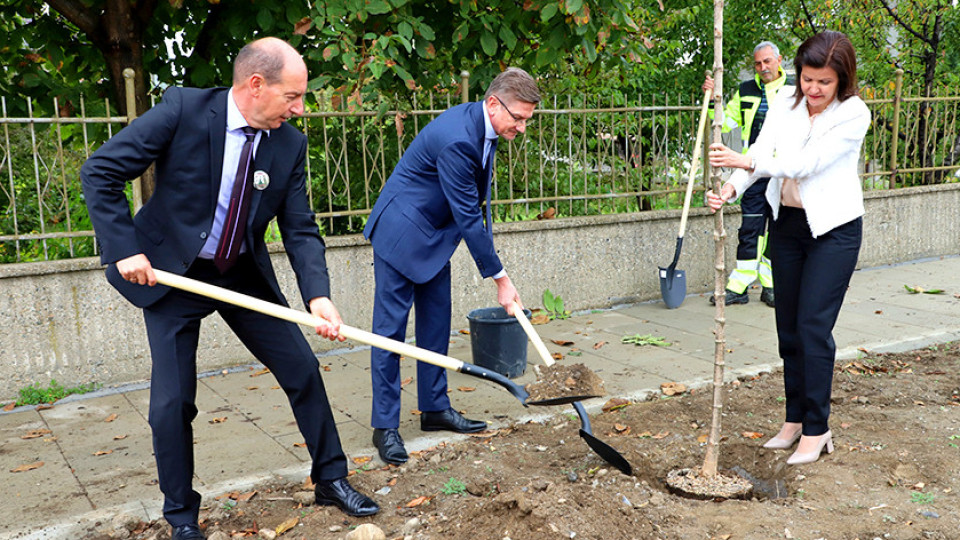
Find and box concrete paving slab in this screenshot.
[37,395,157,512]
[1,409,92,535]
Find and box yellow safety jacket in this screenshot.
[714,67,795,152]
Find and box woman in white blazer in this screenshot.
[707,31,871,465]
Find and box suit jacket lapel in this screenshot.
[208,96,227,208]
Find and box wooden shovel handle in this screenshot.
[512,302,554,367]
[677,87,713,239]
[152,269,463,372]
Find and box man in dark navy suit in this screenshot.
[81,38,378,540]
[363,68,541,465]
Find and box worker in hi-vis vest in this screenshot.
[703,40,795,307]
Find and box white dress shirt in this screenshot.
[199,89,268,259]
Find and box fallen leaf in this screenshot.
[209,417,228,424]
[352,456,372,465]
[652,431,669,439]
[104,413,118,422]
[551,339,574,346]
[21,428,52,439]
[322,365,331,372]
[3,403,15,411]
[293,442,307,448]
[613,423,631,435]
[840,422,852,429]
[741,431,764,439]
[275,516,299,535]
[237,490,257,502]
[36,404,52,410]
[601,398,631,412]
[411,410,422,415]
[114,434,128,440]
[93,449,113,456]
[875,310,883,314]
[457,386,476,392]
[697,434,709,444]
[401,377,413,387]
[247,386,259,390]
[536,207,556,220]
[387,477,398,486]
[459,329,471,335]
[11,461,45,473]
[660,382,686,396]
[551,352,564,361]
[406,495,431,507]
[251,368,270,377]
[530,315,550,325]
[593,341,606,350]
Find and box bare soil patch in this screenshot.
[84,343,960,540]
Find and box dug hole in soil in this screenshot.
[85,344,960,540]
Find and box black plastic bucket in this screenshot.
[466,307,531,379]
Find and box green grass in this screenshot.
[441,477,467,496]
[15,379,99,406]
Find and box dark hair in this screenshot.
[484,67,541,105]
[792,31,859,109]
[233,38,289,85]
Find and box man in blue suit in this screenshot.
[363,68,541,465]
[81,38,378,540]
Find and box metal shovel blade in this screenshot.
[573,402,632,475]
[659,266,686,309]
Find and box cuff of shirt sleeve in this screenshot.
[491,269,507,280]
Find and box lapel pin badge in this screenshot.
[253,170,270,190]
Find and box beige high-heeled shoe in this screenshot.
[786,431,833,465]
[762,429,802,449]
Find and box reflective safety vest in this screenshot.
[716,67,795,153]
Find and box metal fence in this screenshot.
[2,70,958,263]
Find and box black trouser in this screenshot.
[142,255,347,527]
[736,178,772,261]
[770,207,862,436]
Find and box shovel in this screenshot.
[151,270,596,408]
[512,303,633,475]
[659,86,712,309]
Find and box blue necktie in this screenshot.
[484,139,498,230]
[214,126,258,273]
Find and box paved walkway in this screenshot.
[2,256,959,539]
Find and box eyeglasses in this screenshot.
[494,95,533,127]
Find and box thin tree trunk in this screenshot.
[702,0,726,479]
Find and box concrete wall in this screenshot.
[1,183,958,400]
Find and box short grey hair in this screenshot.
[233,38,290,85]
[754,41,781,57]
[484,67,541,105]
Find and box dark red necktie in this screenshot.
[214,126,258,273]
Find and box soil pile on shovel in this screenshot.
[525,363,605,403]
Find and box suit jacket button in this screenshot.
[200,231,208,239]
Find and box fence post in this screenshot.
[889,68,903,189]
[123,68,144,211]
[461,70,470,104]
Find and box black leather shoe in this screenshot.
[420,407,487,433]
[373,428,409,465]
[761,287,775,308]
[315,478,380,517]
[171,524,205,540]
[709,289,749,306]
